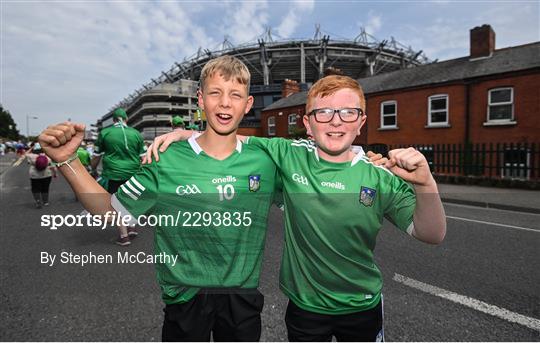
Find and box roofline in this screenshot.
[363,67,540,96]
[263,102,308,113]
[432,41,540,64]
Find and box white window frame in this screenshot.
[380,101,397,129]
[288,113,297,134]
[427,94,449,127]
[267,116,276,136]
[488,87,514,123]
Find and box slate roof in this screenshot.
[263,91,307,111]
[358,42,540,94]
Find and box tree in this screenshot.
[0,104,20,140]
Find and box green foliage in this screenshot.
[0,104,20,140]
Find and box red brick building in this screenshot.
[361,25,540,147]
[261,25,540,180]
[359,25,539,179]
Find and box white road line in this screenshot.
[447,215,539,233]
[393,273,540,332]
[12,157,24,167]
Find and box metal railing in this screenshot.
[365,142,540,180]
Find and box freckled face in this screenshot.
[304,88,366,162]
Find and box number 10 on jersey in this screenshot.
[216,184,235,201]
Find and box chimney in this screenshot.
[282,79,300,98]
[470,24,495,59]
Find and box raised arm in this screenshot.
[38,122,114,215]
[386,147,446,244]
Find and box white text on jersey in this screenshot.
[176,184,202,196]
[320,181,346,190]
[212,175,237,184]
[292,173,309,186]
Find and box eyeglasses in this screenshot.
[309,108,364,123]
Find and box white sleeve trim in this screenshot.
[93,152,104,156]
[406,222,415,236]
[111,194,138,226]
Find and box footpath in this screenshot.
[438,183,540,214]
[3,153,539,214]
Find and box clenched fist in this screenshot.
[385,147,434,187]
[38,122,85,163]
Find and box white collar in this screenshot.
[350,146,366,166]
[313,144,365,166]
[188,134,242,155]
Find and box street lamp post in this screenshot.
[26,115,38,138]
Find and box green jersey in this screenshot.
[93,122,146,180]
[246,137,416,315]
[111,136,277,304]
[77,147,91,167]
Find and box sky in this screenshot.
[1,0,539,137]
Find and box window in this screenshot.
[428,95,449,126]
[502,147,529,179]
[288,114,297,134]
[267,116,276,136]
[488,88,513,122]
[380,101,397,128]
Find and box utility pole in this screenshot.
[26,115,38,138]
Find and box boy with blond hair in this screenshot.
[148,74,446,341]
[39,55,278,341]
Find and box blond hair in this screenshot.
[306,75,366,111]
[200,55,251,91]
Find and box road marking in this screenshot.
[12,157,24,167]
[393,273,540,332]
[447,215,539,233]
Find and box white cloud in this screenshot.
[1,2,215,132]
[276,1,315,39]
[294,0,315,11]
[359,10,382,36]
[394,3,538,62]
[474,4,539,49]
[1,1,536,134]
[219,1,270,44]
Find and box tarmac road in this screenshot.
[1,159,538,341]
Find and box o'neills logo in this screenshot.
[212,175,237,184]
[321,181,345,190]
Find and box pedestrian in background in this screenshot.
[77,142,91,172]
[91,108,147,245]
[171,115,185,130]
[26,143,56,208]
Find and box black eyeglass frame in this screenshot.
[308,108,365,123]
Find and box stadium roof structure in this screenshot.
[107,25,431,115]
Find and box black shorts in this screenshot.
[107,179,129,194]
[30,177,52,194]
[162,288,264,342]
[285,298,384,342]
